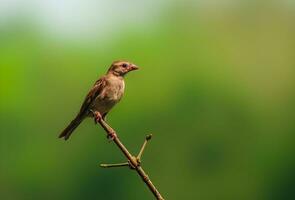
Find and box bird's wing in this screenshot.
[78,76,107,116]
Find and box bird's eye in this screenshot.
[122,63,128,68]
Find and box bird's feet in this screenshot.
[93,111,102,123]
[107,131,117,141]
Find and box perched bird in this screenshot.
[59,60,139,140]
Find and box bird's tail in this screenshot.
[59,116,83,140]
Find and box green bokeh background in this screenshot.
[1,1,295,200]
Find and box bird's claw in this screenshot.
[93,111,102,124]
[107,131,117,141]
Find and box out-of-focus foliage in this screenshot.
[0,1,295,200]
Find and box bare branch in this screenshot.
[97,119,165,200]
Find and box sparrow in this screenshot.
[59,60,139,140]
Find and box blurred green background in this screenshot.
[1,1,295,200]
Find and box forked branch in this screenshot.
[97,119,164,200]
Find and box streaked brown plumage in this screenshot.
[59,60,139,140]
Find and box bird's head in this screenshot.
[107,60,139,76]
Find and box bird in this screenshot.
[59,60,139,140]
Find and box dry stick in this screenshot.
[97,119,165,200]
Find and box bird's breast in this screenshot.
[104,78,125,101]
[91,77,125,114]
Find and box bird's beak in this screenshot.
[129,64,139,71]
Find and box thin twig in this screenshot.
[100,162,129,168]
[97,119,165,200]
[137,134,152,161]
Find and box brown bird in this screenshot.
[59,60,139,140]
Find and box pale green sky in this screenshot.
[0,0,167,39]
[0,0,293,39]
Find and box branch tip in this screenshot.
[146,134,153,140]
